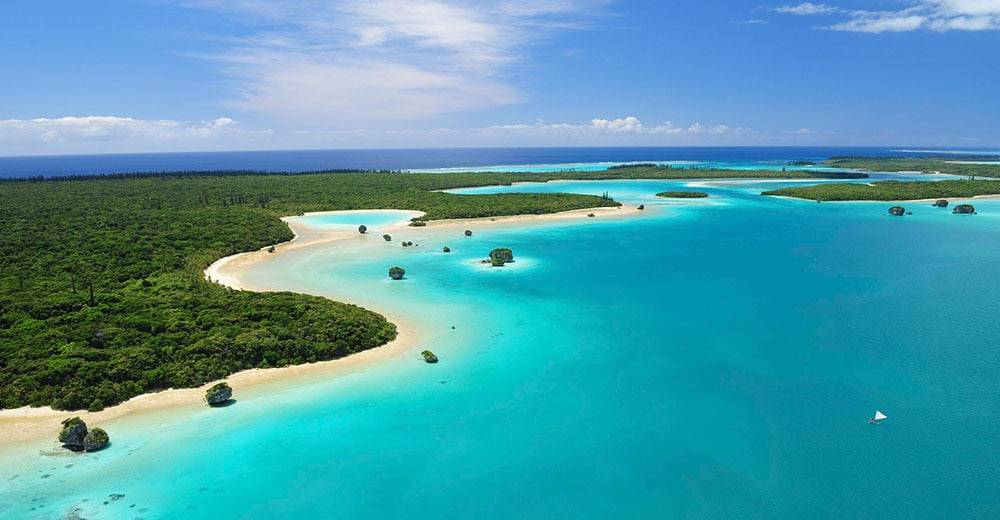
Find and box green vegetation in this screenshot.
[763,180,1000,201]
[825,157,1000,179]
[656,191,709,198]
[421,350,439,364]
[0,165,865,411]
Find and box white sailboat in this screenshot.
[869,410,887,424]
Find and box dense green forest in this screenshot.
[0,166,867,411]
[763,180,1000,201]
[825,157,1000,178]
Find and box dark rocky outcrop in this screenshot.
[205,382,233,406]
[358,225,367,234]
[389,266,406,280]
[411,221,427,227]
[490,257,506,267]
[383,234,392,242]
[933,199,949,208]
[464,230,473,237]
[489,248,514,265]
[421,350,439,364]
[953,204,976,214]
[83,428,110,452]
[59,417,88,451]
[443,246,451,253]
[267,245,276,253]
[637,204,645,210]
[59,417,110,452]
[587,213,595,217]
[888,206,906,216]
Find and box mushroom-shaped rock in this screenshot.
[421,350,439,364]
[389,266,406,280]
[637,204,645,210]
[489,248,514,264]
[59,417,89,451]
[205,382,233,406]
[83,428,110,452]
[464,230,473,237]
[490,257,506,267]
[933,199,949,208]
[953,204,976,214]
[888,206,906,216]
[443,246,451,253]
[358,225,367,234]
[383,234,392,242]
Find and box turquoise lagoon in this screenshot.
[3,178,1000,519]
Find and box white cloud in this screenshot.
[186,1,606,125]
[481,116,751,142]
[776,3,841,15]
[777,0,1000,32]
[0,116,272,154]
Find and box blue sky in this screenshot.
[1,0,998,154]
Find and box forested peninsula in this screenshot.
[0,166,868,411]
[764,157,1000,201]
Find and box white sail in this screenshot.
[873,410,887,421]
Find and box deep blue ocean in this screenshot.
[0,146,991,178]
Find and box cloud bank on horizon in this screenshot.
[0,0,997,154]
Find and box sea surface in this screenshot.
[2,151,1000,518]
[0,146,996,178]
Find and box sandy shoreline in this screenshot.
[0,203,639,448]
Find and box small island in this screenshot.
[763,180,1000,202]
[656,191,709,199]
[421,350,439,364]
[488,248,514,267]
[953,204,976,214]
[389,266,406,280]
[888,206,906,216]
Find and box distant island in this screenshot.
[764,157,1000,201]
[656,191,709,198]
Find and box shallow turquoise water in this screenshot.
[3,179,1000,519]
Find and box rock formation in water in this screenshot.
[953,204,976,214]
[465,230,473,237]
[383,234,392,242]
[888,206,906,216]
[83,428,110,452]
[489,248,514,265]
[587,213,595,217]
[421,350,439,363]
[59,417,110,452]
[637,204,645,210]
[443,246,451,253]
[358,225,367,234]
[389,266,406,280]
[205,382,233,406]
[59,417,89,451]
[933,199,949,208]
